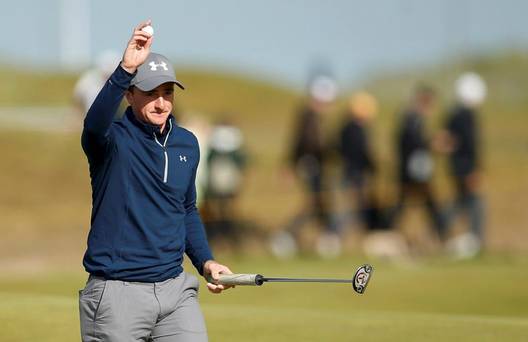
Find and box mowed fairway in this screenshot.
[1,256,527,341]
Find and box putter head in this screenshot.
[352,264,373,294]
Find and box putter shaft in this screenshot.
[262,277,352,283]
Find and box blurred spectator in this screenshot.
[180,113,213,207]
[73,50,121,115]
[386,84,446,241]
[200,118,248,247]
[338,92,410,260]
[270,74,340,258]
[338,91,378,230]
[436,72,487,258]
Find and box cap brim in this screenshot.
[134,75,185,91]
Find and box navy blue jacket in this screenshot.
[339,117,374,179]
[446,105,479,177]
[397,110,430,183]
[81,65,213,282]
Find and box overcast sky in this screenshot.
[2,0,528,87]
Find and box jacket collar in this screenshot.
[125,107,175,139]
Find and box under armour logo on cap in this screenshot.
[149,61,169,71]
[130,52,185,91]
[179,155,187,162]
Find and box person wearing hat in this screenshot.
[270,74,341,258]
[435,72,487,258]
[79,20,232,342]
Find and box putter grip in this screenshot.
[207,274,264,286]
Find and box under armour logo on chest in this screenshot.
[149,61,168,71]
[179,155,187,162]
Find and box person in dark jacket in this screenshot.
[270,75,340,258]
[437,72,487,257]
[338,91,377,230]
[79,20,232,342]
[387,84,446,240]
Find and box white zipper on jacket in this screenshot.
[153,119,173,183]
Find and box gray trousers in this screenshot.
[79,272,207,342]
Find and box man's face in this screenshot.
[126,83,174,129]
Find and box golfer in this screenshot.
[79,20,233,342]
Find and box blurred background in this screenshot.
[1,1,527,341]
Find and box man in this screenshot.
[387,84,445,240]
[79,20,232,342]
[437,72,487,257]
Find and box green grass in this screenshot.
[1,256,528,341]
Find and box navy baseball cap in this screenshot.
[130,52,185,91]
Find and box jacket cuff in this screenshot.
[109,63,136,90]
[197,252,215,275]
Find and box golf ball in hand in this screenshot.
[142,25,154,36]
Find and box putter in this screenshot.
[208,264,373,294]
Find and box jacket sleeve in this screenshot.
[184,140,214,275]
[81,65,135,163]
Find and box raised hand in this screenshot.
[120,20,154,74]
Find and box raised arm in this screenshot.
[81,20,154,162]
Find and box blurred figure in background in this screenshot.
[270,74,340,258]
[338,91,378,230]
[436,72,487,258]
[338,92,409,260]
[180,113,213,207]
[387,84,446,243]
[201,118,248,248]
[73,50,121,116]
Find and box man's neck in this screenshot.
[132,111,167,134]
[159,122,166,134]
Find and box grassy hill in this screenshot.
[0,52,527,261]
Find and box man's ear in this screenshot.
[125,89,133,105]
